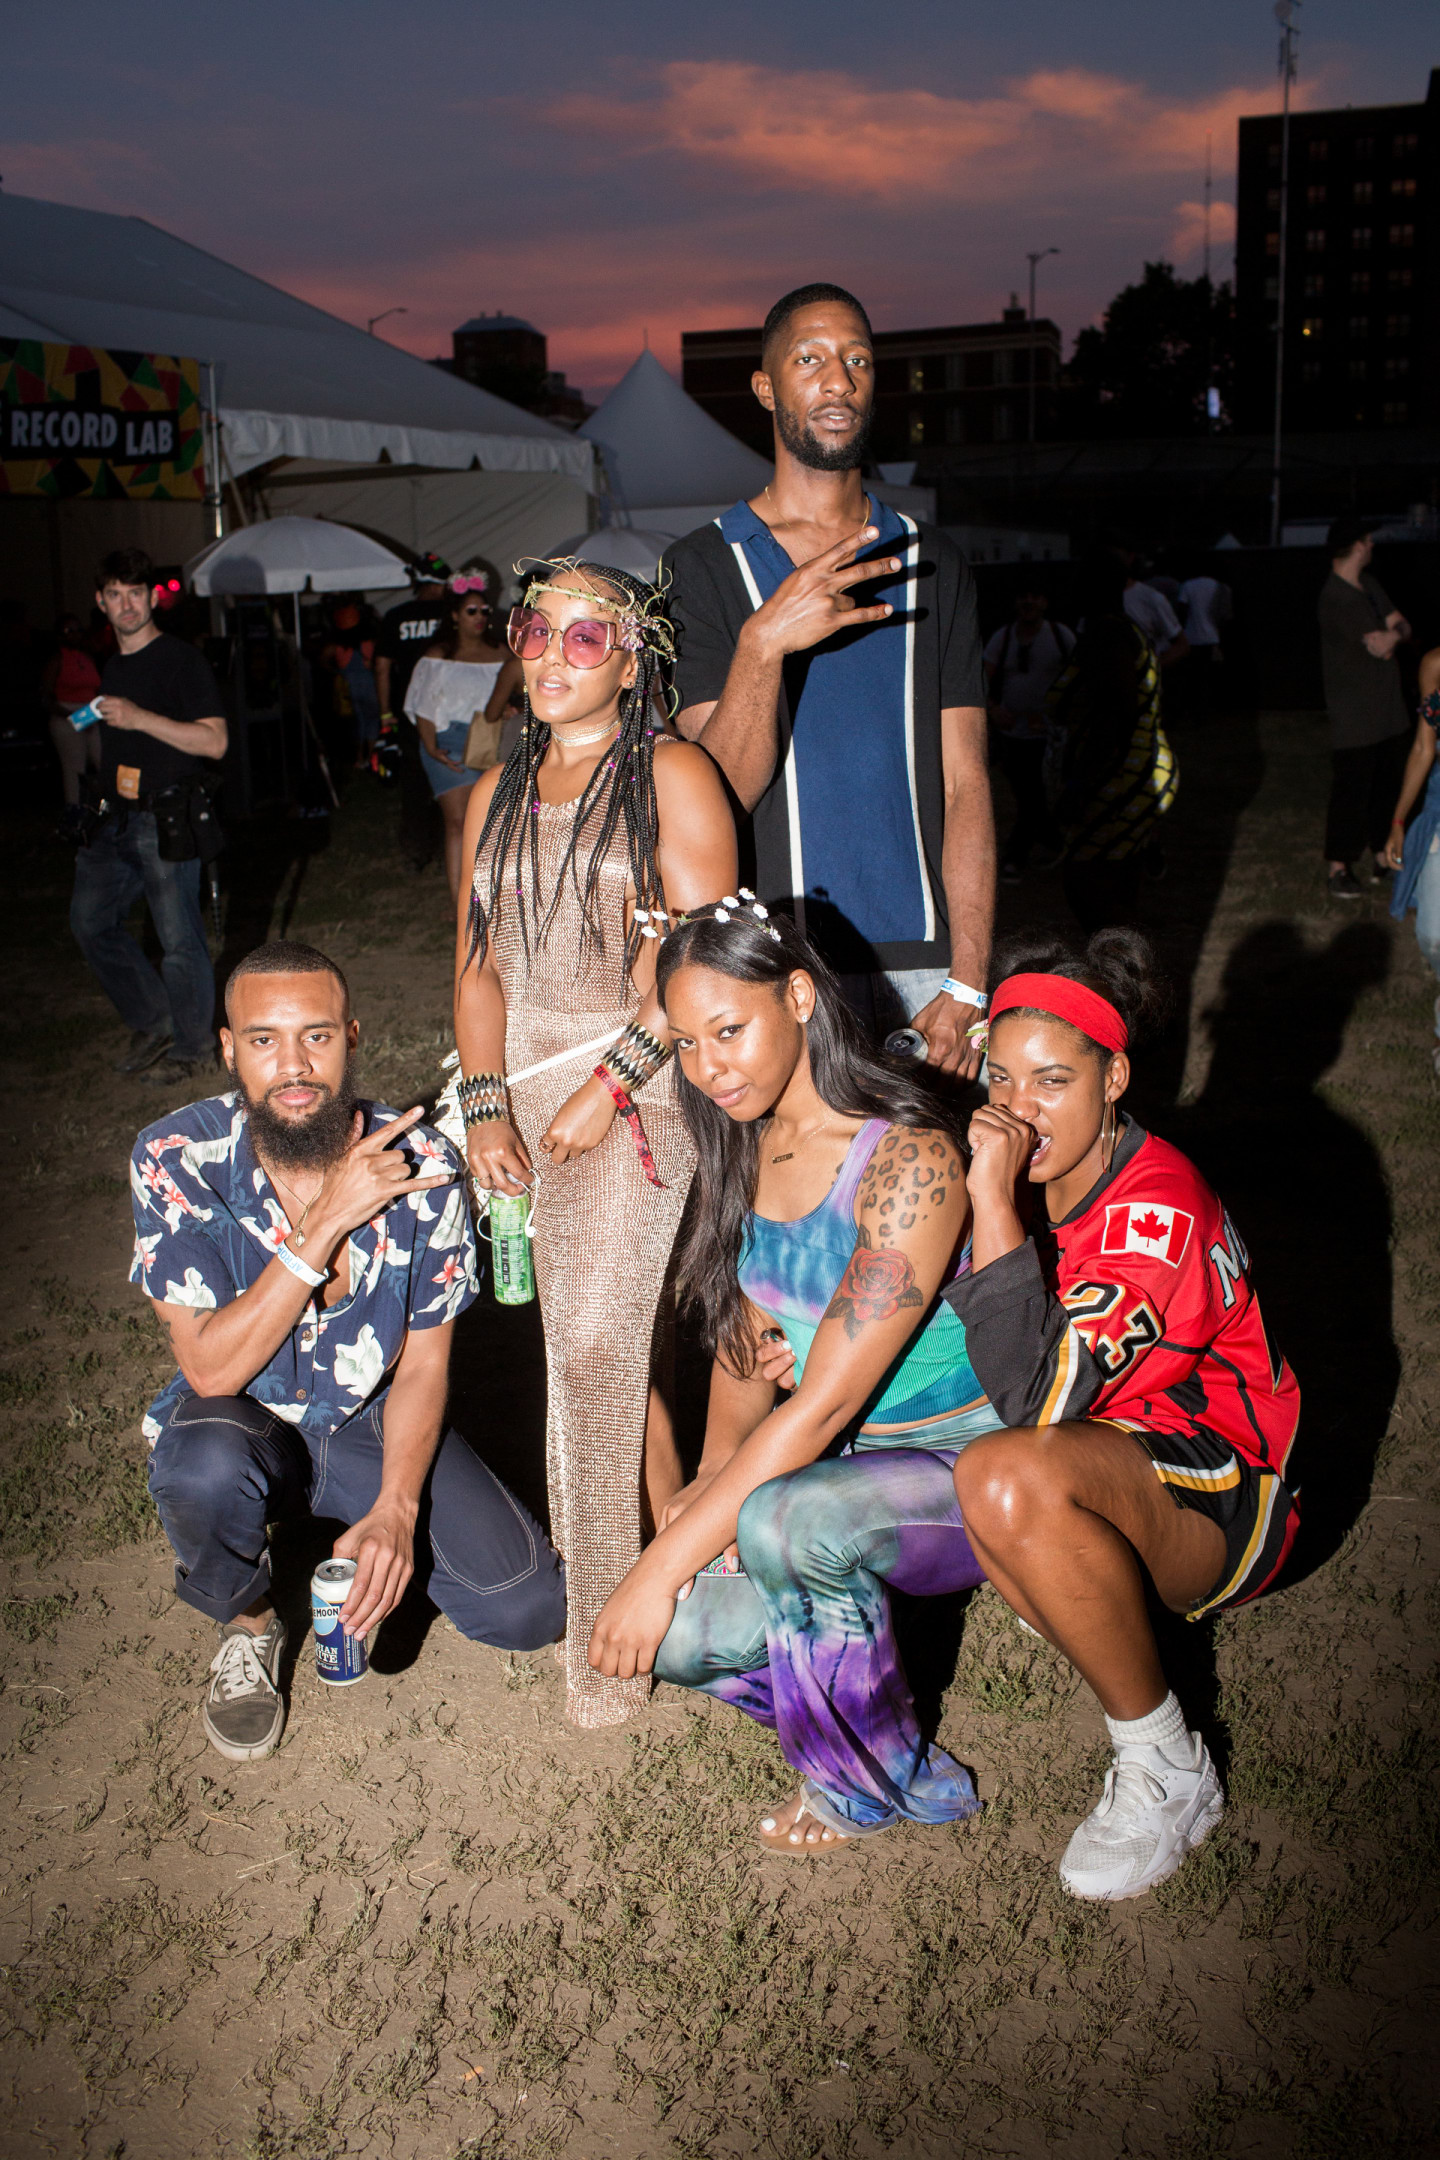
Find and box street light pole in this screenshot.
[366,307,408,337]
[1269,0,1300,548]
[1026,248,1059,444]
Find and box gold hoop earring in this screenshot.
[1101,1099,1117,1171]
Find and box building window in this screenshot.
[1382,401,1409,425]
[1389,225,1415,249]
[944,405,966,445]
[1348,360,1367,381]
[943,354,965,391]
[907,360,925,393]
[1304,229,1326,252]
[1354,136,1373,158]
[1351,227,1372,250]
[1385,314,1412,337]
[1353,181,1373,205]
[1304,274,1325,298]
[1306,184,1327,208]
[1385,357,1411,380]
[1393,133,1418,157]
[1266,187,1282,212]
[1391,176,1418,197]
[1308,138,1328,161]
[1350,272,1371,296]
[1267,142,1282,170]
[993,352,1012,387]
[994,403,1013,443]
[1388,267,1414,291]
[1301,360,1322,384]
[1349,316,1369,339]
[1266,231,1281,256]
[908,411,924,446]
[1301,316,1323,339]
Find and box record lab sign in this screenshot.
[0,339,204,501]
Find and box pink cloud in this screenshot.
[546,60,1304,204]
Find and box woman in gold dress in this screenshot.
[453,561,736,1725]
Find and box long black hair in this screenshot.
[656,908,968,1375]
[989,926,1171,1060]
[462,562,668,980]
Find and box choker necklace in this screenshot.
[552,719,620,749]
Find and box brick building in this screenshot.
[681,303,1062,462]
[1235,68,1438,433]
[446,313,590,427]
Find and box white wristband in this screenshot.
[942,977,988,1008]
[275,1239,326,1289]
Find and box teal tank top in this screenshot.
[737,1118,998,1448]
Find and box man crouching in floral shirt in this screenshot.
[130,937,564,1763]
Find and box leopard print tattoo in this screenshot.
[820,1129,962,1341]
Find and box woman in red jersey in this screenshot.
[945,930,1299,1905]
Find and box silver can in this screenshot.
[311,1558,368,1686]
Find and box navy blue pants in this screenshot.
[147,1392,565,1650]
[70,811,214,1060]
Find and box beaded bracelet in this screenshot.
[593,1067,666,1187]
[600,1019,672,1094]
[458,1072,509,1128]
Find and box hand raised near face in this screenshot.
[748,523,901,661]
[965,1104,1037,1195]
[313,1108,457,1243]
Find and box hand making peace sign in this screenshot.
[748,521,901,663]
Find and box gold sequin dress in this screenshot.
[473,800,695,1726]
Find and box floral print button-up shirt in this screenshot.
[130,1093,477,1447]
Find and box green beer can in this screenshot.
[488,1189,535,1305]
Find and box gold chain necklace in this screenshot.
[769,1116,835,1165]
[268,1164,326,1250]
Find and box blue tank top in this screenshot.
[737,1118,997,1448]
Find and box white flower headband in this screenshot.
[708,888,781,942]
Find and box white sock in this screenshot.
[1104,1691,1195,1769]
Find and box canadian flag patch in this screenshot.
[1101,1201,1194,1267]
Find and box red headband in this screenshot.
[988,973,1129,1054]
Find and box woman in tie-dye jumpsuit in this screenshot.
[588,903,1005,1854]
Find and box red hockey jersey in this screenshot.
[946,1121,1299,1477]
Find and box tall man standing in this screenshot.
[1317,519,1412,900]
[664,285,994,1076]
[72,548,227,1083]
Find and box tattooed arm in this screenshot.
[589,1128,971,1677]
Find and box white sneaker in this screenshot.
[1059,1734,1222,1902]
[202,1613,288,1762]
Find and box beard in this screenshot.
[239,1056,359,1171]
[775,398,871,473]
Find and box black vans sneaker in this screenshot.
[202,1613,288,1762]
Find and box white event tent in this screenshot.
[0,191,595,615]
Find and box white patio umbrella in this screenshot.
[184,519,411,808]
[184,515,413,596]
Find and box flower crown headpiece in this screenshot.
[701,888,782,942]
[449,572,489,595]
[515,555,677,666]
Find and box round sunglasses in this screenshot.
[507,605,620,670]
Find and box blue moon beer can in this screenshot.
[488,1189,535,1305]
[311,1558,368,1685]
[68,700,103,732]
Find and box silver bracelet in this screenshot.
[942,977,988,1008]
[275,1239,326,1289]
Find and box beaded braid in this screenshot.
[462,562,670,984]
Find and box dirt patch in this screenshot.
[0,716,1436,2158]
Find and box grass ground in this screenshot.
[0,710,1435,2158]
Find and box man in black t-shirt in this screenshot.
[376,563,447,870]
[1316,520,1412,900]
[70,547,227,1081]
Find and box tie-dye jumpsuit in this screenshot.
[654,1119,1004,1834]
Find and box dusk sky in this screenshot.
[2,3,1431,402]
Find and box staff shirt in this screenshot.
[130,1094,477,1446]
[664,501,983,974]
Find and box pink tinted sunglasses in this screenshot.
[507,605,620,669]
